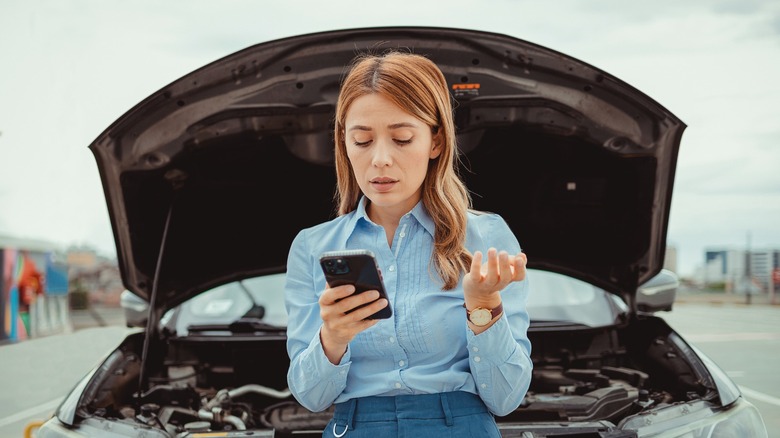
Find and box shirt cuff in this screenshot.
[309,326,351,375]
[465,314,517,364]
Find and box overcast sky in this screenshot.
[1,0,779,277]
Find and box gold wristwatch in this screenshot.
[463,302,504,327]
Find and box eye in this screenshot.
[394,137,412,145]
[351,134,372,147]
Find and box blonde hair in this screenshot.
[334,51,472,290]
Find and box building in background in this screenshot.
[703,247,780,298]
[0,235,69,343]
[65,246,123,307]
[0,235,122,344]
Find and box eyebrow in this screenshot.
[347,122,419,132]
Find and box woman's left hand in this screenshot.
[463,248,527,308]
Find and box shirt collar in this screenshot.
[350,196,435,237]
[340,196,370,238]
[408,200,435,237]
[355,195,371,222]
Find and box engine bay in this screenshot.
[76,316,713,437]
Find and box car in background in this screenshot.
[35,26,768,437]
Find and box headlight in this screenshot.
[55,368,97,426]
[707,404,769,437]
[620,397,767,437]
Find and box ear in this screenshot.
[429,131,443,159]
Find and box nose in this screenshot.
[371,138,393,167]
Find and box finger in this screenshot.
[498,250,513,286]
[319,285,357,319]
[470,251,484,279]
[324,284,356,305]
[319,296,344,324]
[511,253,525,281]
[512,252,527,281]
[485,248,499,284]
[351,318,380,334]
[349,297,389,322]
[346,290,381,311]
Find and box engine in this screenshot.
[80,316,709,436]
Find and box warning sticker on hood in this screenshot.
[452,83,480,98]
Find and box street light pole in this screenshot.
[745,231,752,305]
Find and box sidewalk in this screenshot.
[0,325,134,437]
[69,304,126,330]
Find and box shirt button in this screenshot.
[389,265,396,272]
[399,232,406,237]
[474,356,481,363]
[481,383,487,389]
[389,337,395,343]
[398,360,405,367]
[472,346,479,352]
[395,382,402,389]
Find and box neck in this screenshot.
[366,197,419,247]
[366,202,404,229]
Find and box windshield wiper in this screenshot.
[237,281,266,319]
[187,318,286,334]
[530,320,594,331]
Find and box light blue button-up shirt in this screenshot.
[285,197,532,416]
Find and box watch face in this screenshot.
[469,308,493,326]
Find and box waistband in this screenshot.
[333,391,488,426]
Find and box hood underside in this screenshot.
[89,26,684,314]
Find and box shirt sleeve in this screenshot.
[466,278,532,416]
[465,213,533,416]
[285,229,352,412]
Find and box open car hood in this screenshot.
[90,26,684,316]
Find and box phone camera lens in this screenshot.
[323,256,350,275]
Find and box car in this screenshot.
[34,26,768,437]
[119,289,149,328]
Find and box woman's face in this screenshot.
[344,93,441,217]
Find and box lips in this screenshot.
[370,177,398,192]
[370,177,397,184]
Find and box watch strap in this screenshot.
[463,302,504,320]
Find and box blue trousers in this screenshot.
[323,391,501,437]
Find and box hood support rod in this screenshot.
[137,203,174,398]
[623,267,640,317]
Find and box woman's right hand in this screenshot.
[318,284,388,364]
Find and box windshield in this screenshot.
[163,273,287,334]
[165,269,626,334]
[526,269,627,326]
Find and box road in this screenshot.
[1,302,777,437]
[660,301,780,436]
[0,306,132,437]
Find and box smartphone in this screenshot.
[319,249,392,320]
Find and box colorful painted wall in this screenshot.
[1,248,23,342]
[0,248,68,343]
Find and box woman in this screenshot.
[285,50,532,437]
